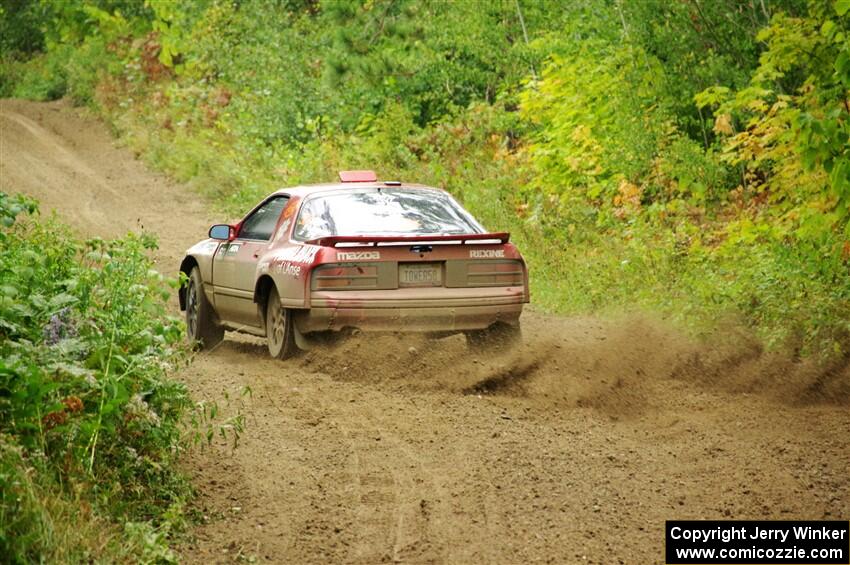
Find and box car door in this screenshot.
[212,195,289,328]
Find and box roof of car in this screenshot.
[272,182,441,198]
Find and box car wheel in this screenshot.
[266,288,299,360]
[186,266,224,350]
[465,322,521,351]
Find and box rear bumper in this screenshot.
[296,286,526,333]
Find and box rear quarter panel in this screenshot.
[254,196,328,309]
[258,243,330,308]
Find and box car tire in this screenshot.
[266,287,299,360]
[186,266,224,350]
[465,322,521,351]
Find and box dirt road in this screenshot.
[2,99,848,564]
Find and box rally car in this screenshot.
[178,171,529,359]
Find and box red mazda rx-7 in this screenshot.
[178,170,529,359]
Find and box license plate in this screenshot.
[399,263,442,286]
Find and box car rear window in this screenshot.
[293,188,484,240]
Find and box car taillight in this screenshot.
[466,260,524,287]
[312,264,379,290]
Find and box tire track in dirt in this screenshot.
[331,400,451,563]
[3,98,848,564]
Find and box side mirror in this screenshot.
[209,224,235,241]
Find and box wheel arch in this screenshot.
[178,256,200,311]
[254,274,276,326]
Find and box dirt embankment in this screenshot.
[2,98,848,564]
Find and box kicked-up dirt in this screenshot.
[2,98,848,564]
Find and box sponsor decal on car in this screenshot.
[274,218,292,241]
[337,250,381,261]
[282,198,298,219]
[275,245,321,264]
[264,245,321,278]
[470,249,505,258]
[218,243,241,256]
[271,260,302,278]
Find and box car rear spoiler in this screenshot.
[305,232,510,247]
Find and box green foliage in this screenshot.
[0,193,190,562]
[0,0,47,55]
[64,36,118,105]
[0,55,23,97]
[323,0,554,127]
[519,41,667,209]
[695,1,850,239]
[37,0,152,46]
[184,0,331,144]
[1,0,849,361]
[622,0,807,141]
[146,0,211,70]
[1,32,120,104]
[0,193,37,227]
[6,46,72,101]
[0,439,48,561]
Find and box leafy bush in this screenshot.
[63,35,119,105]
[696,5,850,240]
[0,193,190,562]
[0,55,24,97]
[8,47,71,101]
[519,41,669,212]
